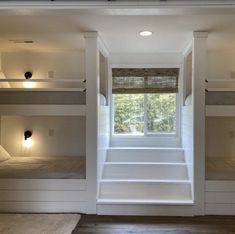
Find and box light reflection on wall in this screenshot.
[24,81,36,89]
[23,137,33,148]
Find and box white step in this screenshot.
[98,199,194,205]
[103,163,188,180]
[99,180,192,201]
[107,147,184,163]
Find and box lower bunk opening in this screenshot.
[0,155,86,179]
[206,116,235,181]
[205,116,235,215]
[0,115,87,213]
[0,115,86,180]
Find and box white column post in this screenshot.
[84,31,99,214]
[192,31,208,215]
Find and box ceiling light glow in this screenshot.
[139,31,153,37]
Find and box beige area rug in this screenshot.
[0,214,81,234]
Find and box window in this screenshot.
[112,68,179,136]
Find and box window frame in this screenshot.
[111,92,180,138]
[110,65,181,141]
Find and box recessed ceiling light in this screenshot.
[139,31,153,37]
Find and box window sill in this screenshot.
[111,134,180,148]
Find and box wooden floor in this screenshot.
[72,215,235,234]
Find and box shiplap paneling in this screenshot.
[205,203,235,215]
[0,179,86,190]
[206,191,235,204]
[0,190,87,202]
[181,105,193,195]
[206,180,235,192]
[0,201,87,213]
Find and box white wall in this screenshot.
[207,51,235,80]
[182,105,193,191]
[0,53,10,88]
[1,51,85,88]
[98,105,110,181]
[181,51,193,191]
[2,51,85,79]
[110,52,182,66]
[1,116,85,157]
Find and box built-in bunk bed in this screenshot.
[204,79,235,215]
[0,77,88,213]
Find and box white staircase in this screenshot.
[98,147,193,211]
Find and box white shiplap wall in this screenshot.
[182,105,194,199]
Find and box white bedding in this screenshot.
[99,93,107,106]
[206,157,235,180]
[185,94,192,106]
[0,146,11,163]
[0,156,85,179]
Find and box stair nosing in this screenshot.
[104,162,187,165]
[108,147,183,150]
[97,199,194,205]
[100,179,191,184]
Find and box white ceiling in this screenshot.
[1,13,235,53]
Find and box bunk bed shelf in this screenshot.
[0,88,85,92]
[206,79,235,82]
[206,88,235,92]
[206,105,235,117]
[0,104,86,116]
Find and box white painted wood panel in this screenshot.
[0,105,86,116]
[97,204,194,216]
[98,106,110,183]
[103,163,188,180]
[100,181,191,200]
[206,191,235,204]
[0,202,87,213]
[206,180,235,192]
[205,203,235,215]
[0,179,86,190]
[107,147,184,162]
[205,181,235,215]
[206,105,235,116]
[0,190,87,202]
[181,106,193,187]
[192,31,208,215]
[85,32,99,214]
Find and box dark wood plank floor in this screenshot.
[72,215,235,234]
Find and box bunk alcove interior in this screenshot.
[205,79,235,181]
[0,52,87,180]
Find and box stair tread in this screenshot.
[100,179,191,184]
[104,162,187,165]
[108,147,183,150]
[97,198,194,205]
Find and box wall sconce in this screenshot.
[24,72,32,80]
[24,71,35,88]
[23,130,33,148]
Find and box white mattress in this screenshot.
[206,157,235,180]
[0,156,85,179]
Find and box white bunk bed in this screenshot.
[0,78,86,116]
[205,79,235,215]
[0,78,88,213]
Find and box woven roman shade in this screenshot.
[112,68,179,94]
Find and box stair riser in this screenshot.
[100,182,191,200]
[103,164,188,180]
[107,149,184,162]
